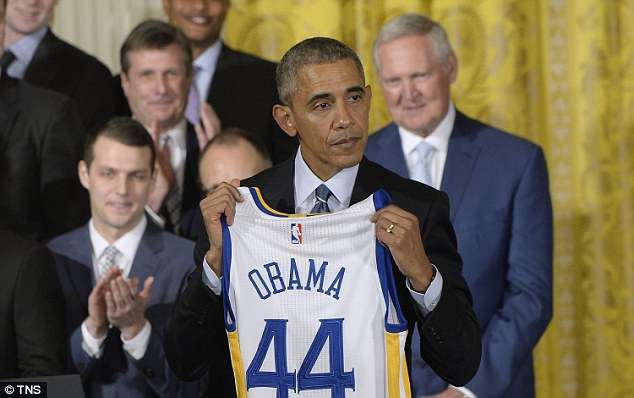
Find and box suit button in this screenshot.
[145,368,154,378]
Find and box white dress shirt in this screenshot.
[202,147,444,315]
[4,26,48,79]
[399,103,455,190]
[193,40,222,104]
[81,216,152,360]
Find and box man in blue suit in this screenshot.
[48,117,202,397]
[366,13,553,398]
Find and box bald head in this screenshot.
[199,128,272,192]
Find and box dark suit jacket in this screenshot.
[366,111,553,397]
[0,230,66,378]
[47,220,203,398]
[113,43,298,164]
[165,156,481,397]
[23,29,115,132]
[0,76,88,241]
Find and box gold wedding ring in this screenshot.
[386,223,395,233]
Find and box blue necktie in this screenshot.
[311,184,332,213]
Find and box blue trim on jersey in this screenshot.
[372,188,391,210]
[373,189,409,333]
[221,216,237,332]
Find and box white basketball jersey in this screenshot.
[222,187,411,398]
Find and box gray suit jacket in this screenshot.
[48,220,203,398]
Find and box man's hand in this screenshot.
[199,179,243,276]
[371,205,434,292]
[86,267,122,338]
[428,386,468,398]
[105,275,154,340]
[194,102,221,150]
[147,120,176,212]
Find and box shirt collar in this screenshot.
[399,102,455,156]
[294,147,359,209]
[7,26,48,68]
[154,118,187,151]
[89,215,147,261]
[193,40,222,73]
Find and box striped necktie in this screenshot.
[311,184,333,213]
[161,135,182,227]
[98,245,120,278]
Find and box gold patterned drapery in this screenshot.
[224,1,634,397]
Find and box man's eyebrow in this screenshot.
[346,86,365,93]
[307,92,334,105]
[306,86,365,105]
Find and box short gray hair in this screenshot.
[373,13,454,72]
[276,37,365,105]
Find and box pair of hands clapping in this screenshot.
[85,267,154,340]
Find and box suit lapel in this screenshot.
[350,158,378,205]
[64,226,95,313]
[0,77,20,151]
[206,43,233,105]
[23,30,58,87]
[373,124,409,178]
[440,111,481,222]
[128,222,163,286]
[182,122,201,213]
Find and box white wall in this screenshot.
[51,0,165,73]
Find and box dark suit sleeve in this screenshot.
[14,244,66,376]
[465,146,553,396]
[165,238,233,379]
[72,64,116,133]
[414,190,482,386]
[40,98,88,240]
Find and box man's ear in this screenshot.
[272,104,298,138]
[121,72,131,99]
[446,51,458,84]
[78,160,90,190]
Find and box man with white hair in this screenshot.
[367,13,553,398]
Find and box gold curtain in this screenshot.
[224,0,634,397]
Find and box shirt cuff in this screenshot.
[121,320,152,360]
[202,257,222,295]
[453,385,477,398]
[81,321,107,358]
[145,205,166,228]
[406,264,443,316]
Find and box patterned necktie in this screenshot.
[311,184,333,213]
[185,66,201,125]
[0,50,16,72]
[411,141,436,187]
[160,134,183,228]
[98,245,120,278]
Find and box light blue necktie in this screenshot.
[310,184,333,213]
[411,141,436,186]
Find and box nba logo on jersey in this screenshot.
[290,223,302,244]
